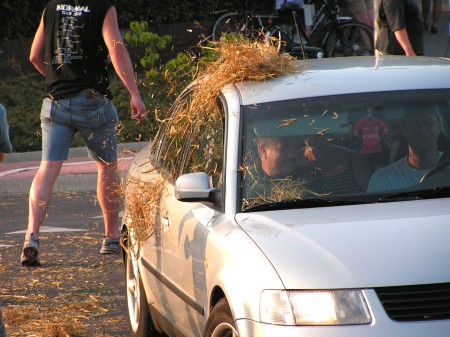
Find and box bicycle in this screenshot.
[211,0,374,58]
[211,9,274,43]
[211,6,325,59]
[269,0,374,57]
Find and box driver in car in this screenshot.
[367,108,444,192]
[243,125,321,204]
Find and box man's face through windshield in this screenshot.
[402,111,442,155]
[258,136,302,177]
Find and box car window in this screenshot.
[157,91,224,188]
[241,89,450,211]
[185,99,224,188]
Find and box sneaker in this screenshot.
[21,233,41,267]
[100,236,121,254]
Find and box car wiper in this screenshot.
[242,197,364,212]
[377,186,450,202]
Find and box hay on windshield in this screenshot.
[124,39,303,250]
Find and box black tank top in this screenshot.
[43,0,113,99]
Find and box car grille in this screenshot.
[375,282,450,322]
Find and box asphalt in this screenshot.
[0,142,146,337]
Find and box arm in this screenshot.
[0,105,13,161]
[102,7,147,124]
[29,13,46,76]
[393,28,416,56]
[383,0,416,56]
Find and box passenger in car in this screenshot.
[367,109,444,192]
[298,133,373,195]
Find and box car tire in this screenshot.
[203,298,238,337]
[125,237,163,337]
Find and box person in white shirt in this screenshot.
[368,109,443,192]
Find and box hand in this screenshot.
[130,95,147,125]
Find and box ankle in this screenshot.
[104,235,120,240]
[26,232,39,239]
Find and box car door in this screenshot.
[146,91,225,336]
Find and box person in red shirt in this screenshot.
[353,108,389,167]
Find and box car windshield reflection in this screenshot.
[240,89,450,211]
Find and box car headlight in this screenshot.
[260,289,372,325]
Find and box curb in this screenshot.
[1,141,147,164]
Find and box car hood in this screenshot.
[235,198,450,289]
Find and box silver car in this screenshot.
[122,56,450,337]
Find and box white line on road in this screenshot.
[5,226,87,235]
[0,157,133,178]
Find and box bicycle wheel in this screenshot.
[212,12,251,41]
[324,22,374,57]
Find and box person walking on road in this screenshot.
[375,0,424,56]
[22,0,147,266]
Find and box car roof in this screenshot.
[232,56,450,105]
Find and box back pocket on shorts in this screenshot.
[40,98,55,122]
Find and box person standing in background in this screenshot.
[275,0,311,36]
[344,0,375,28]
[375,0,424,56]
[23,0,147,267]
[422,0,442,33]
[0,103,13,161]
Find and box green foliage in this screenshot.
[123,21,179,111]
[0,74,45,151]
[0,1,45,40]
[163,42,219,96]
[124,22,172,70]
[124,21,191,104]
[163,52,197,96]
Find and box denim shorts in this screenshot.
[40,89,118,162]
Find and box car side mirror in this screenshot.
[175,172,218,203]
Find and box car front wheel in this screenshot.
[204,298,238,337]
[125,238,162,337]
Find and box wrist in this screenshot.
[130,92,141,99]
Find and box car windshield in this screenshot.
[240,89,450,211]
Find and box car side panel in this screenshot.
[159,183,212,337]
